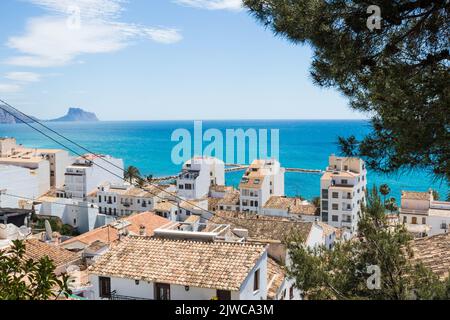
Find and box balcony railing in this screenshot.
[108,291,152,300]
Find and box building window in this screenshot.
[322,189,328,199]
[332,203,339,210]
[155,283,170,300]
[422,217,426,224]
[179,184,184,189]
[332,215,338,222]
[98,195,101,203]
[185,184,192,190]
[99,277,111,298]
[332,192,339,199]
[216,290,231,300]
[341,179,348,184]
[289,286,294,300]
[253,269,260,292]
[403,216,407,223]
[411,217,417,224]
[322,201,328,211]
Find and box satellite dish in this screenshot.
[44,220,53,241]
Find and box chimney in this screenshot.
[139,224,146,236]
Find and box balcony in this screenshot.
[108,291,151,300]
[341,220,352,227]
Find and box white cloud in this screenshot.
[4,71,41,82]
[0,84,22,93]
[5,0,182,68]
[174,0,243,11]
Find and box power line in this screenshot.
[0,100,218,218]
[0,100,249,228]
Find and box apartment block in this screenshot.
[176,157,225,200]
[320,155,367,234]
[239,159,285,214]
[64,154,124,200]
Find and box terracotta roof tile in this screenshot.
[410,233,450,280]
[89,236,266,291]
[61,212,170,248]
[267,258,285,300]
[24,239,80,267]
[209,211,314,243]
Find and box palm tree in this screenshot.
[124,166,141,183]
[311,196,321,215]
[379,184,391,204]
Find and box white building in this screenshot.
[64,154,124,200]
[239,159,285,214]
[399,190,450,237]
[320,155,367,234]
[176,157,225,200]
[0,138,71,189]
[0,165,41,208]
[87,183,175,217]
[89,236,268,300]
[35,195,112,233]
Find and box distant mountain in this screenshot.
[0,105,38,124]
[49,108,99,122]
[0,106,99,124]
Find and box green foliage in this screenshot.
[285,186,449,300]
[34,217,77,236]
[124,166,141,183]
[0,240,71,300]
[311,196,321,214]
[243,0,449,181]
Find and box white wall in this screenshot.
[0,165,40,208]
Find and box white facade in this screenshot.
[239,159,285,214]
[0,159,50,199]
[0,165,41,208]
[176,157,225,200]
[36,197,114,233]
[400,191,450,237]
[0,138,70,189]
[64,154,124,200]
[320,155,367,235]
[87,183,175,217]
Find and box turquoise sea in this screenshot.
[0,120,447,201]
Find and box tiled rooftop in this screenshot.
[89,236,266,291]
[210,211,314,243]
[267,258,285,300]
[263,196,317,216]
[24,239,81,267]
[410,233,450,279]
[61,212,170,248]
[217,190,240,206]
[401,191,431,201]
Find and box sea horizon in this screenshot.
[0,119,447,202]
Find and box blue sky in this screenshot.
[0,0,365,120]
